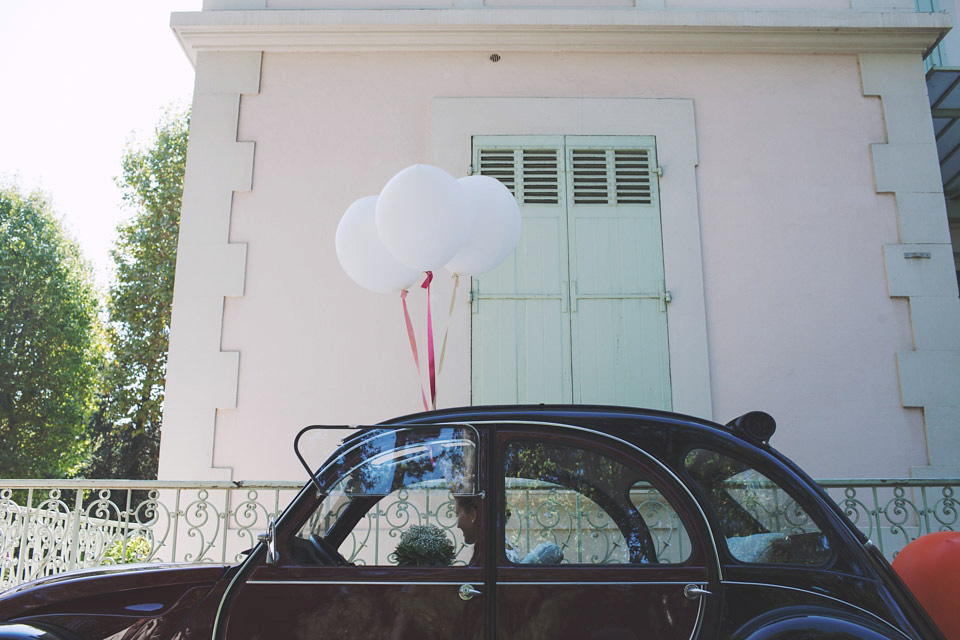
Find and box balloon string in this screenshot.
[401,289,430,412]
[437,273,459,377]
[421,271,437,410]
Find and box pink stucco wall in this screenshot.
[214,50,925,481]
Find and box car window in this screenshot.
[684,448,831,566]
[295,426,479,566]
[503,440,691,565]
[629,481,693,564]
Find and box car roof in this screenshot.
[383,404,729,437]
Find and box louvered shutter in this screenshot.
[472,138,572,404]
[570,148,655,205]
[565,136,671,409]
[471,135,670,409]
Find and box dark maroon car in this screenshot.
[0,405,946,639]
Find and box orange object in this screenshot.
[892,532,960,640]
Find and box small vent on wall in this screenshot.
[571,148,653,205]
[478,148,561,205]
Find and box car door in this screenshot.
[494,425,715,640]
[217,425,488,640]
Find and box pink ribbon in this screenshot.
[421,271,437,410]
[400,288,430,412]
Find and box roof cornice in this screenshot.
[170,9,951,65]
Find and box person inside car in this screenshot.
[454,496,563,564]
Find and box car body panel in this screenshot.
[0,565,228,640]
[0,405,947,640]
[225,574,486,640]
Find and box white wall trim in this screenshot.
[860,53,960,477]
[432,97,713,420]
[158,51,261,481]
[170,9,949,64]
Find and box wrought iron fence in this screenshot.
[820,478,959,558]
[0,480,301,590]
[0,478,956,589]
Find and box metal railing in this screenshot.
[0,480,301,590]
[820,478,958,558]
[1,478,956,590]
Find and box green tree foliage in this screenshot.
[83,108,189,479]
[0,186,102,478]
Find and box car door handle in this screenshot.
[683,584,712,600]
[458,584,483,601]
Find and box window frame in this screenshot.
[681,445,838,568]
[290,424,485,568]
[497,429,698,568]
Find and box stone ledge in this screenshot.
[170,9,950,63]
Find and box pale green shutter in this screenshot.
[471,135,670,409]
[566,137,671,409]
[471,138,573,404]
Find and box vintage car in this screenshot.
[0,405,947,639]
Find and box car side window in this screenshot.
[309,486,474,566]
[684,448,832,566]
[503,440,691,565]
[295,426,479,567]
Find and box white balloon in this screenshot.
[375,164,468,271]
[336,196,421,294]
[445,175,522,276]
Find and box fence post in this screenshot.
[221,488,231,564]
[120,489,133,564]
[920,485,932,537]
[872,486,886,556]
[67,489,84,572]
[14,489,33,585]
[171,489,181,563]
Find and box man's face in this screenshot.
[455,502,479,545]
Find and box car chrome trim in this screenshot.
[257,518,278,565]
[684,583,712,599]
[247,580,482,586]
[723,581,913,639]
[459,584,483,600]
[497,581,705,587]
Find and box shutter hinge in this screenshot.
[655,165,664,178]
[659,281,672,312]
[468,164,476,176]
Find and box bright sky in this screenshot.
[0,0,202,288]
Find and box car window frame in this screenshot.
[496,426,704,568]
[281,423,488,569]
[681,444,838,568]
